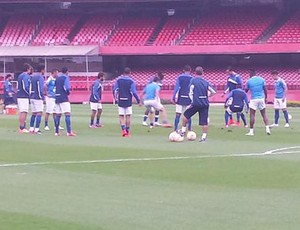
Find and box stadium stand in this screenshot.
[181,7,278,45]
[268,11,300,43]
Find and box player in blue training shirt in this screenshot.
[17,63,32,134]
[270,71,290,128]
[3,74,15,111]
[54,67,76,136]
[222,66,243,126]
[113,67,140,137]
[89,72,104,128]
[29,65,45,134]
[245,69,270,136]
[172,65,193,132]
[224,84,249,128]
[141,76,172,128]
[180,66,216,142]
[142,72,164,126]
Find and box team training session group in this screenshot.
[3,63,291,142]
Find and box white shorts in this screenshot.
[30,99,44,113]
[17,98,29,113]
[175,104,188,114]
[249,99,266,111]
[144,100,164,111]
[118,106,132,115]
[55,102,71,114]
[90,102,102,111]
[46,97,56,114]
[274,98,287,110]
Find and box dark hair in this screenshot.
[23,63,31,72]
[271,70,278,75]
[183,65,191,72]
[5,74,12,80]
[226,66,233,71]
[37,64,45,72]
[195,66,203,75]
[51,68,59,74]
[157,72,164,80]
[236,83,242,88]
[249,69,256,76]
[153,76,160,83]
[61,67,68,74]
[98,72,104,79]
[124,67,131,75]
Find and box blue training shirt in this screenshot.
[225,73,243,92]
[4,80,14,99]
[90,79,102,103]
[226,88,249,110]
[17,72,30,99]
[173,73,193,105]
[245,76,266,100]
[46,75,56,99]
[55,73,71,104]
[274,77,287,99]
[30,73,44,100]
[144,82,160,100]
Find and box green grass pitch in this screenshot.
[0,104,300,230]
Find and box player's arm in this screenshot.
[93,82,100,101]
[245,81,249,93]
[222,78,230,97]
[23,75,30,96]
[208,83,217,97]
[282,79,287,102]
[130,81,140,104]
[112,80,119,102]
[38,77,45,100]
[244,94,249,113]
[224,91,233,108]
[64,76,71,95]
[263,82,268,103]
[172,77,180,103]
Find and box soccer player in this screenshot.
[224,84,249,128]
[3,74,15,111]
[89,72,104,128]
[142,72,164,126]
[113,67,140,137]
[17,63,32,133]
[245,69,270,136]
[44,69,60,131]
[270,71,290,128]
[180,66,216,142]
[54,67,76,136]
[222,67,243,126]
[29,65,45,134]
[172,65,193,132]
[142,76,172,128]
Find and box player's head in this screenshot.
[5,74,12,81]
[98,72,104,81]
[183,65,191,73]
[37,64,45,74]
[153,76,160,83]
[61,67,68,74]
[226,66,234,75]
[157,72,164,81]
[195,66,204,76]
[271,70,279,80]
[236,83,242,89]
[23,63,32,73]
[124,67,131,75]
[249,69,256,77]
[51,68,59,78]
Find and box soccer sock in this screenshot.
[181,126,187,134]
[225,111,230,125]
[96,118,100,125]
[240,113,247,126]
[266,126,270,133]
[229,114,233,120]
[55,115,61,133]
[202,133,207,140]
[35,115,41,129]
[283,110,289,123]
[90,118,94,126]
[30,115,36,128]
[174,114,180,131]
[65,115,72,133]
[126,127,130,133]
[121,125,126,130]
[19,125,25,130]
[249,128,254,134]
[155,111,159,123]
[143,115,148,122]
[45,120,48,127]
[236,113,241,122]
[274,109,279,124]
[187,118,192,131]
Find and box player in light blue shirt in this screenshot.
[270,71,290,128]
[245,69,270,136]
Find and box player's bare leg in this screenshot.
[160,107,172,127]
[119,115,127,136]
[125,114,131,136]
[260,109,271,135]
[44,112,50,130]
[96,108,102,127]
[246,109,256,136]
[19,112,28,133]
[142,107,150,126]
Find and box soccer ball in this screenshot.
[169,131,181,142]
[187,131,197,141]
[177,135,184,142]
[288,113,292,120]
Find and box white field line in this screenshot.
[0,146,299,168]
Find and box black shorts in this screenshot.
[4,97,15,106]
[229,105,243,113]
[184,105,209,126]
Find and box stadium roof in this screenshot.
[0,46,98,57]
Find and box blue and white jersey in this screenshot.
[30,73,44,100]
[226,88,249,110]
[274,77,287,99]
[55,73,71,104]
[173,73,193,105]
[143,82,160,100]
[46,75,56,99]
[89,79,103,103]
[17,72,30,99]
[189,76,216,107]
[113,75,140,107]
[245,76,266,100]
[4,80,14,98]
[225,73,243,92]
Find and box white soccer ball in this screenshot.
[288,113,292,120]
[187,131,197,141]
[169,131,181,142]
[177,135,184,142]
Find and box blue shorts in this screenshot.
[184,105,209,126]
